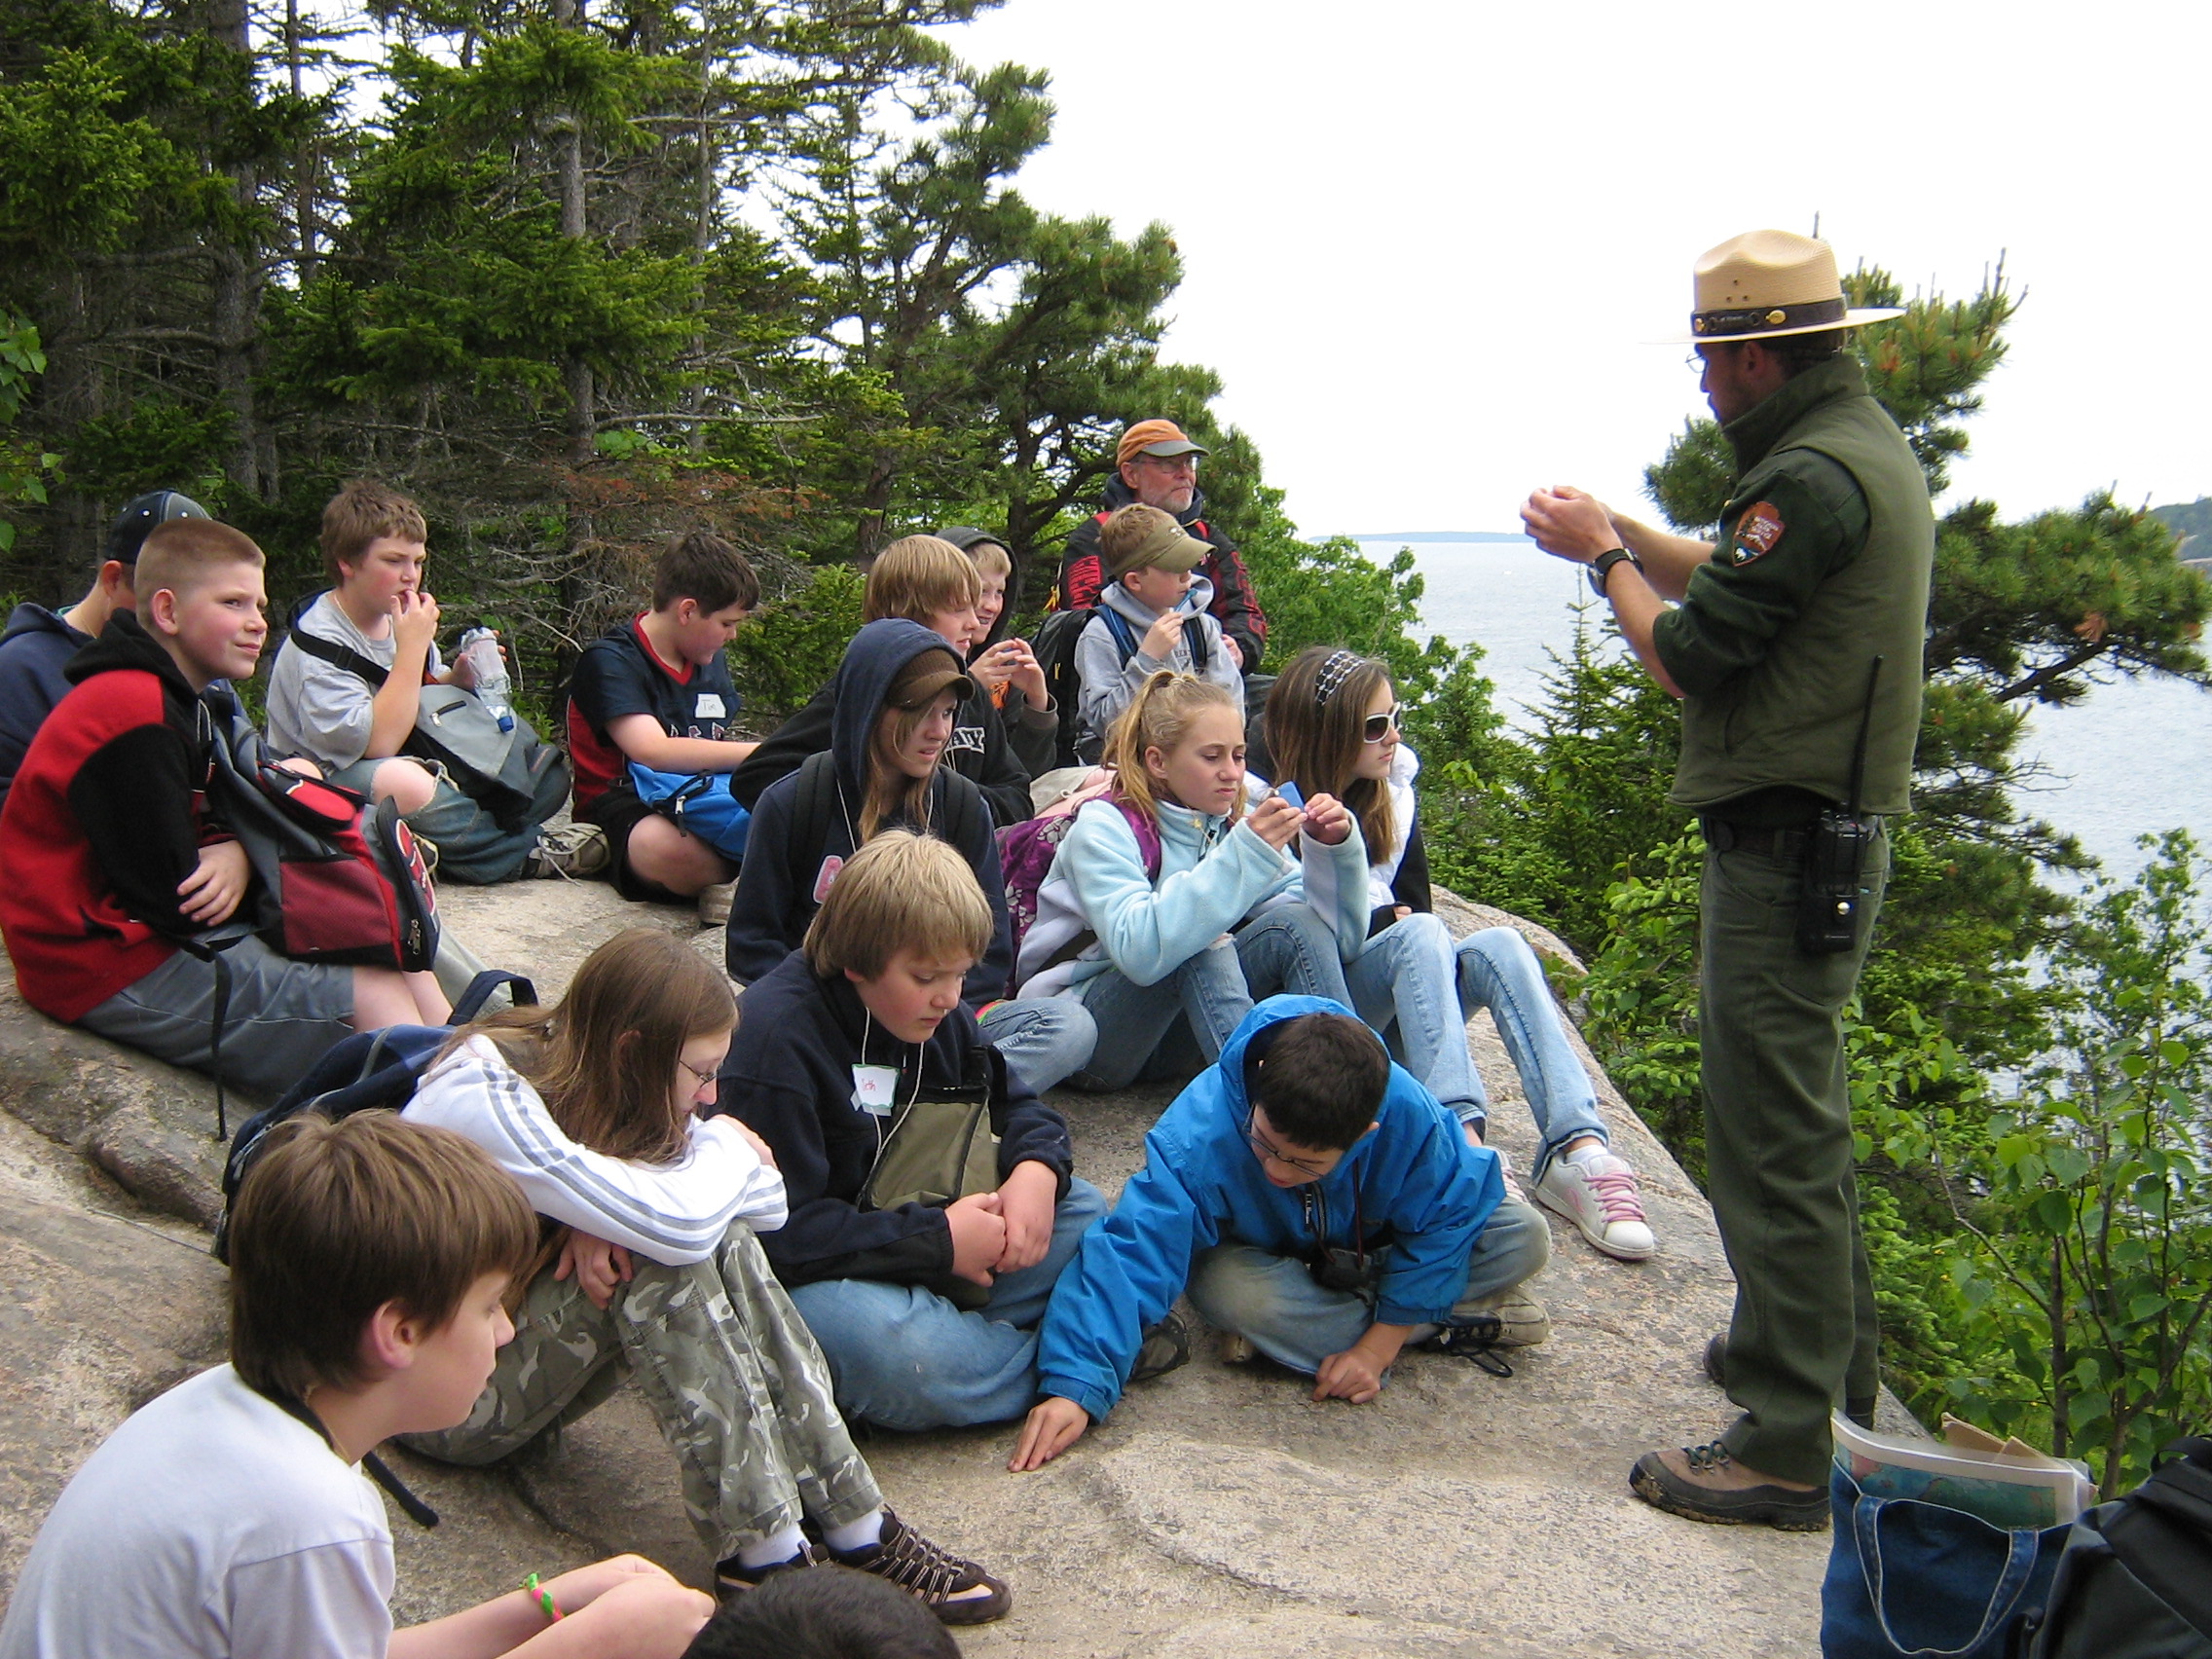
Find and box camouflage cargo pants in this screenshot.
[401,1222,883,1561]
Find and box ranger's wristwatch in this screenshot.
[1591,545,1643,598]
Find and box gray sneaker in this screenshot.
[1451,1288,1552,1347]
[524,822,610,880]
[696,877,738,928]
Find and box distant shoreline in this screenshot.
[1341,531,1530,543]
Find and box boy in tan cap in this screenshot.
[1073,503,1244,760]
[1055,419,1268,673]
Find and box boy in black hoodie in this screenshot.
[717,830,1105,1432]
[722,619,1094,1093]
[728,535,1052,830]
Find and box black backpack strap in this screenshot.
[450,970,537,1026]
[1183,614,1210,674]
[794,752,840,886]
[286,625,391,689]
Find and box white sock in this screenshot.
[1565,1140,1611,1167]
[823,1509,886,1554]
[734,1524,809,1571]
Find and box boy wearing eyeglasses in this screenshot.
[1007,1000,1552,1472]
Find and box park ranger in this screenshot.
[1521,229,1933,1530]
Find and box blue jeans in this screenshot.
[978,996,1095,1095]
[788,1177,1106,1431]
[1186,1198,1553,1376]
[327,757,541,886]
[1069,906,1348,1090]
[1347,914,1605,1177]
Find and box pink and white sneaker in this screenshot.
[1534,1148,1656,1261]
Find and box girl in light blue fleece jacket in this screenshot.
[1014,671,1371,1090]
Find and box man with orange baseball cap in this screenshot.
[1055,419,1268,674]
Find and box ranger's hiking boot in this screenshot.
[1630,1441,1828,1531]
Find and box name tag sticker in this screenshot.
[851,1065,902,1117]
[695,693,726,719]
[811,855,843,903]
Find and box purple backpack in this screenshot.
[997,787,1161,994]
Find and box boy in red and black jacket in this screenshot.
[0,518,445,1099]
[1055,420,1268,674]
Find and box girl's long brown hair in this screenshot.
[1102,670,1246,825]
[1265,646,1396,861]
[861,696,941,842]
[448,928,738,1163]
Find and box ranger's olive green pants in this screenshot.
[1701,827,1886,1487]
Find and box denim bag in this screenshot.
[1820,1464,2067,1658]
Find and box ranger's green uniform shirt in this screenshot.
[1653,355,1934,817]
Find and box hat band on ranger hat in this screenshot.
[1692,295,1849,339]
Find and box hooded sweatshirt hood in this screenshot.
[829,618,965,801]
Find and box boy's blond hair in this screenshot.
[865,535,980,625]
[228,1111,535,1402]
[320,480,428,584]
[965,539,1011,579]
[803,830,992,979]
[134,518,265,602]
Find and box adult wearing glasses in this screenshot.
[1522,230,1933,1531]
[1259,646,1654,1274]
[1056,419,1270,676]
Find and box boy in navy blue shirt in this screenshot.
[567,531,759,918]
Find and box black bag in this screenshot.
[2016,1437,2212,1658]
[282,620,571,832]
[211,968,536,1265]
[1029,604,1209,768]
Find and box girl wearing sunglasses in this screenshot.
[1260,647,1654,1263]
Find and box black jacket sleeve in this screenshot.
[724,781,804,984]
[1393,820,1433,912]
[729,682,834,809]
[1004,700,1059,781]
[69,722,208,937]
[961,692,1036,830]
[984,1038,1074,1197]
[1199,532,1269,673]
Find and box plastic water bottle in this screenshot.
[459,627,515,733]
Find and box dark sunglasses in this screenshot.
[1362,706,1403,744]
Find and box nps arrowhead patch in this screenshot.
[1732,500,1785,562]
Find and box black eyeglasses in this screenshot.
[677,1057,719,1092]
[1362,706,1403,744]
[1247,1118,1335,1179]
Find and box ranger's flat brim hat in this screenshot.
[1669,229,1903,345]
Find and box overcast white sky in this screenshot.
[948,0,2210,537]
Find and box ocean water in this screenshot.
[1359,535,2212,883]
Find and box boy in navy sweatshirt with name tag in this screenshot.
[717,830,1105,1433]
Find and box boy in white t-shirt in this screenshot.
[264,481,591,885]
[0,1112,712,1659]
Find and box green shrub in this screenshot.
[726,563,866,718]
